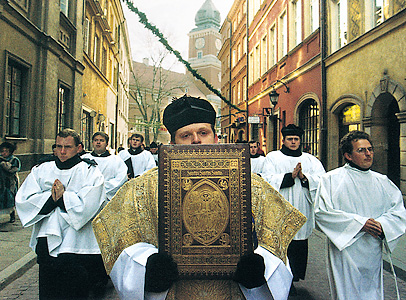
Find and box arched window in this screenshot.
[299,99,319,156]
[339,104,361,139]
[338,104,361,165]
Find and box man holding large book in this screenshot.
[93,95,305,300]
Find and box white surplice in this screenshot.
[315,164,406,300]
[82,152,127,200]
[262,151,325,239]
[110,243,292,300]
[15,160,106,256]
[251,155,266,175]
[119,149,156,177]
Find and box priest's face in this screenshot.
[344,139,374,169]
[129,137,142,149]
[173,123,218,145]
[282,135,301,151]
[55,136,80,162]
[92,135,108,154]
[249,143,258,155]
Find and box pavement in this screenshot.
[0,212,36,291]
[1,212,406,296]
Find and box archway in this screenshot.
[370,93,400,187]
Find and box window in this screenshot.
[109,122,115,149]
[365,0,385,31]
[242,76,247,101]
[5,63,26,137]
[269,25,276,66]
[84,18,90,54]
[339,104,361,138]
[255,44,260,79]
[102,46,107,74]
[338,0,348,48]
[251,123,259,141]
[280,12,288,57]
[197,51,203,59]
[237,81,241,102]
[294,0,302,46]
[310,0,319,32]
[299,99,319,156]
[261,35,267,75]
[248,52,254,85]
[94,35,100,67]
[60,0,69,16]
[57,85,70,133]
[337,104,361,164]
[81,110,94,150]
[242,35,247,55]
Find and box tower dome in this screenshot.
[193,0,221,31]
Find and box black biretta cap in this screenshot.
[281,124,304,137]
[163,95,216,135]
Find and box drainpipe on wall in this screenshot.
[228,18,232,143]
[320,0,328,168]
[245,0,249,141]
[115,22,123,151]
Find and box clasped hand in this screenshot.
[292,162,305,180]
[362,218,383,239]
[52,179,65,201]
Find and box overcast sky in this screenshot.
[123,0,234,73]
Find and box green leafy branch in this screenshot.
[123,0,245,113]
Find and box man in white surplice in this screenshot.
[82,131,127,201]
[261,124,325,295]
[15,129,106,299]
[249,140,266,175]
[119,133,156,179]
[315,130,406,300]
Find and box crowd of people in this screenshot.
[2,95,404,300]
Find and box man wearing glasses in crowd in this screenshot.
[315,130,406,299]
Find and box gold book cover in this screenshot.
[158,144,252,279]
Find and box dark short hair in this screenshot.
[0,142,16,153]
[339,130,373,162]
[92,131,109,144]
[248,140,258,145]
[130,133,144,143]
[56,129,81,146]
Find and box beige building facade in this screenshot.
[0,0,85,176]
[324,1,406,194]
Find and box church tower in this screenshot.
[188,0,222,92]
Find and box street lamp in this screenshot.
[268,90,279,106]
[268,79,290,107]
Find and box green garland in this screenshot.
[123,0,245,113]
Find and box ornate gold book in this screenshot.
[158,144,252,279]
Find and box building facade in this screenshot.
[323,1,406,195]
[219,0,248,144]
[82,0,132,152]
[220,0,322,156]
[0,0,85,176]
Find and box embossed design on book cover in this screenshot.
[158,144,252,279]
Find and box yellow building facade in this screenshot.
[82,0,132,151]
[324,1,406,194]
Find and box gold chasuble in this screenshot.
[93,167,305,299]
